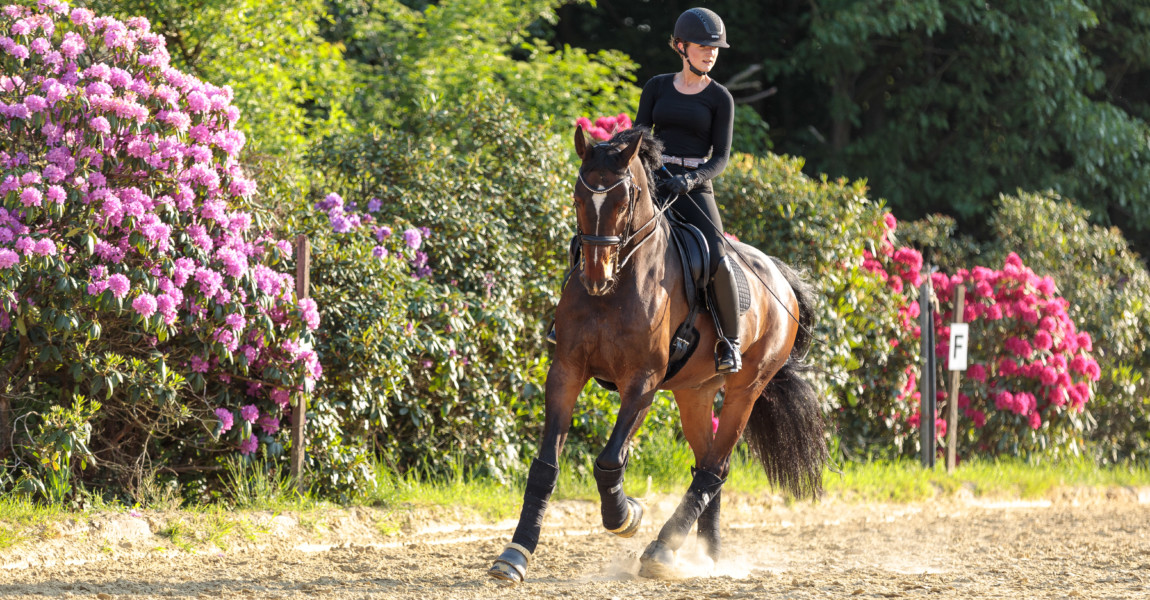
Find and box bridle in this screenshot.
[575,163,672,271]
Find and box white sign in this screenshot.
[949,323,970,371]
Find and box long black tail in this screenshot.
[743,258,826,499]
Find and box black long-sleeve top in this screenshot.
[634,73,735,184]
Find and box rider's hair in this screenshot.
[668,36,688,55]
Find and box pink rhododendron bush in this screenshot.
[862,215,1099,457]
[929,254,1100,454]
[575,113,632,141]
[0,2,316,497]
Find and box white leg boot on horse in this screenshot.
[488,363,583,585]
[639,466,725,579]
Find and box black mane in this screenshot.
[585,126,664,185]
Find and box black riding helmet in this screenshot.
[673,7,729,49]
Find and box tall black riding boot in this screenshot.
[711,255,742,373]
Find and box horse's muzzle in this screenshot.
[581,272,616,296]
[580,245,618,295]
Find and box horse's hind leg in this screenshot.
[639,386,724,578]
[488,363,585,585]
[594,381,659,538]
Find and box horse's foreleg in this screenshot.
[594,382,658,538]
[488,364,585,585]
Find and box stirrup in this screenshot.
[715,338,741,374]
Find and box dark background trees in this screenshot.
[548,0,1150,259]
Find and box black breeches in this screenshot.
[665,172,726,274]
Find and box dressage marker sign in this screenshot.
[946,287,967,473]
[949,323,969,371]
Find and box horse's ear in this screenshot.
[574,125,590,160]
[619,134,642,168]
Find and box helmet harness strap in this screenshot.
[677,42,708,77]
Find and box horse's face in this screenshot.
[573,127,644,296]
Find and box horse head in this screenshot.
[572,125,658,296]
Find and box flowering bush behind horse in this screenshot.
[0,1,315,497]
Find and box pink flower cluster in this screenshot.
[0,3,318,456]
[315,192,434,279]
[860,212,1098,443]
[931,252,1099,430]
[575,113,633,141]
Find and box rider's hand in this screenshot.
[667,172,698,196]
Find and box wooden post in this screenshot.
[946,286,966,473]
[291,234,310,492]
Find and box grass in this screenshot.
[365,457,525,523]
[0,495,62,551]
[362,443,1150,516]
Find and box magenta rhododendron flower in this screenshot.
[403,227,422,250]
[298,298,320,330]
[132,292,157,317]
[240,404,258,422]
[190,356,210,373]
[238,434,258,455]
[106,273,129,298]
[861,210,1099,452]
[270,388,290,407]
[214,408,233,433]
[257,415,280,435]
[0,248,17,269]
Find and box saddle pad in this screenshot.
[732,259,752,315]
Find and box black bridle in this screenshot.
[575,166,671,271]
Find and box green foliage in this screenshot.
[325,0,640,131]
[87,0,356,198]
[901,191,1150,462]
[984,192,1150,462]
[9,396,100,505]
[764,0,1150,254]
[297,97,574,491]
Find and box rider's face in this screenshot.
[682,42,719,72]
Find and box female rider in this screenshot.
[636,7,741,373]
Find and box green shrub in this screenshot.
[984,192,1150,461]
[297,97,574,493]
[0,4,315,501]
[899,191,1150,462]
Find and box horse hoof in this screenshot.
[611,497,645,538]
[638,539,681,580]
[487,544,531,586]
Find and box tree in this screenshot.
[323,0,641,132]
[550,1,1150,259]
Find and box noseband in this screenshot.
[576,167,668,271]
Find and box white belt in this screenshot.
[661,154,704,169]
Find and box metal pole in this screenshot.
[919,277,936,468]
[946,286,966,473]
[291,234,310,492]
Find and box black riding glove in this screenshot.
[666,172,698,196]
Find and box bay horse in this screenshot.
[488,126,826,584]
